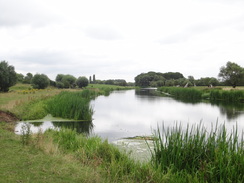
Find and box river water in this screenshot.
[15,89,244,161]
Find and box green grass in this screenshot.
[0,122,104,183]
[151,123,244,182]
[0,122,167,183]
[9,83,32,91]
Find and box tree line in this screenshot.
[1,60,243,92]
[0,60,129,92]
[135,61,244,88]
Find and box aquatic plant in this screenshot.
[151,123,244,182]
[159,87,203,101]
[210,89,244,102]
[46,90,94,121]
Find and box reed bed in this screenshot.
[210,89,244,102]
[159,87,203,101]
[151,123,244,182]
[46,90,94,121]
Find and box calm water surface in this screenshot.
[15,89,244,142]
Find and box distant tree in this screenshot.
[76,76,88,88]
[135,71,182,87]
[31,74,50,89]
[55,74,64,82]
[16,73,24,83]
[56,82,64,89]
[188,76,195,85]
[0,61,17,92]
[55,74,76,88]
[23,73,33,84]
[93,74,96,83]
[49,80,56,87]
[209,77,219,86]
[218,61,244,88]
[162,72,184,80]
[89,76,92,83]
[105,79,115,85]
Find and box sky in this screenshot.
[0,0,244,82]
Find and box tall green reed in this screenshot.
[151,122,244,182]
[210,89,244,102]
[159,87,203,101]
[46,90,94,120]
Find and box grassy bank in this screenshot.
[0,122,165,182]
[0,122,105,182]
[0,83,134,121]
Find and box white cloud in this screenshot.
[1,0,244,82]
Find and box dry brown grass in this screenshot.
[0,87,61,112]
[222,86,244,91]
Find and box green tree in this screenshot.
[218,61,244,88]
[23,73,33,84]
[76,76,88,88]
[31,74,50,89]
[16,73,24,83]
[0,61,17,92]
[135,71,183,87]
[93,74,96,83]
[55,74,76,88]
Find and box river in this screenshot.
[16,89,244,140]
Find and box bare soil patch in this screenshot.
[0,110,19,122]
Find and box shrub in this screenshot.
[31,74,50,89]
[76,76,89,88]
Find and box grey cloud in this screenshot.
[85,25,122,40]
[0,0,61,27]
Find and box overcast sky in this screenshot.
[1,0,244,82]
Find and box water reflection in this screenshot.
[210,101,244,120]
[52,121,93,135]
[16,121,93,136]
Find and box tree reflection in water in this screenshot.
[52,121,94,135]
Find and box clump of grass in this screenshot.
[46,90,94,121]
[151,122,244,182]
